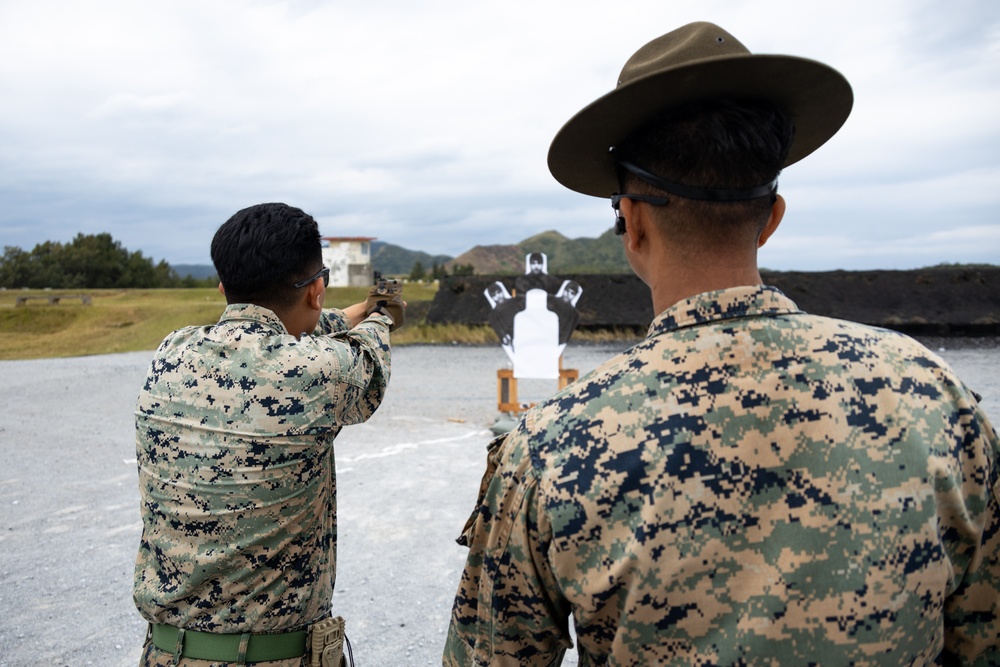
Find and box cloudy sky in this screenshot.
[1,0,998,270]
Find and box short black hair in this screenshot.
[210,203,323,308]
[617,98,794,238]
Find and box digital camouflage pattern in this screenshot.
[134,304,392,634]
[445,285,1000,666]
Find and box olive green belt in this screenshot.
[151,623,308,663]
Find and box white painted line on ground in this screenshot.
[337,428,490,465]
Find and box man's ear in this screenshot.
[758,194,786,248]
[620,198,645,253]
[306,277,325,311]
[217,282,226,296]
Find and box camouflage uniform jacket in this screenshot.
[134,303,392,633]
[444,285,1000,666]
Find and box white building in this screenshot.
[321,236,376,287]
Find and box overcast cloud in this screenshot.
[1,0,998,270]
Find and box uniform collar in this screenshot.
[218,303,290,335]
[648,285,802,338]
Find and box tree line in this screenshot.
[0,233,216,289]
[408,260,474,281]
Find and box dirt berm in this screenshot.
[426,266,1000,336]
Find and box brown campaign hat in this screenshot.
[547,22,853,197]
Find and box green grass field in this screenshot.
[0,285,637,360]
[0,286,415,359]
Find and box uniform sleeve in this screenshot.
[315,308,351,334]
[314,314,392,426]
[941,399,1000,665]
[444,427,573,667]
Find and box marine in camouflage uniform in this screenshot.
[445,286,1000,665]
[134,204,397,666]
[444,22,1000,666]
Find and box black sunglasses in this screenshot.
[294,267,330,289]
[610,193,670,235]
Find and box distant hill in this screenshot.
[168,231,628,280]
[445,244,525,274]
[372,241,453,276]
[446,229,629,275]
[172,264,217,280]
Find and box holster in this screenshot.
[309,617,346,667]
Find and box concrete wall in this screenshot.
[322,240,373,287]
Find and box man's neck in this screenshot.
[647,251,763,315]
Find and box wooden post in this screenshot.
[497,369,519,413]
[559,367,579,390]
[498,359,579,413]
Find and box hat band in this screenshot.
[618,159,778,202]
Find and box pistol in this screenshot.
[373,278,401,296]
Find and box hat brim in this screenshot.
[547,54,853,197]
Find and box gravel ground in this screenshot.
[0,338,997,667]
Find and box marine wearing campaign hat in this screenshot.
[444,21,1000,666]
